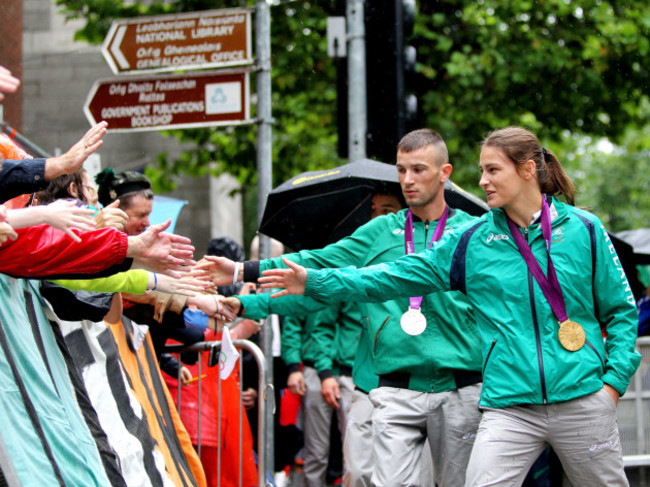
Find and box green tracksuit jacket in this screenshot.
[303,199,641,408]
[238,293,363,380]
[245,207,482,393]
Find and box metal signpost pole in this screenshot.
[255,1,274,482]
[347,0,367,161]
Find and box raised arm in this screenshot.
[43,122,108,181]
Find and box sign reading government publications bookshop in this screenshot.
[84,69,251,132]
[102,8,253,74]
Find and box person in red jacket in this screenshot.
[0,217,195,279]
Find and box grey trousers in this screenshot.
[369,384,482,487]
[343,389,374,487]
[343,390,436,487]
[465,388,628,487]
[303,365,354,487]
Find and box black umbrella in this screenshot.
[615,229,650,265]
[259,158,489,251]
[609,232,646,301]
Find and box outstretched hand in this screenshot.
[258,257,308,298]
[43,200,96,242]
[192,255,238,286]
[153,273,209,297]
[128,220,196,277]
[44,122,108,180]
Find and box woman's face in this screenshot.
[479,146,528,210]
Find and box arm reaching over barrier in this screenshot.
[6,200,96,242]
[192,255,239,286]
[128,220,195,277]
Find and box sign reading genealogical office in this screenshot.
[84,69,251,132]
[102,8,253,74]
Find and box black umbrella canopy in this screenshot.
[615,229,650,265]
[259,158,489,251]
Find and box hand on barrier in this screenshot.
[242,388,258,409]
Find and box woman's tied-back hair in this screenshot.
[397,128,449,167]
[482,127,575,205]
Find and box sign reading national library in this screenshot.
[84,70,251,132]
[102,8,253,74]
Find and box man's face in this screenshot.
[123,194,153,236]
[396,145,449,209]
[371,193,402,219]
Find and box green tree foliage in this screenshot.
[57,0,650,230]
[413,1,650,189]
[559,125,650,232]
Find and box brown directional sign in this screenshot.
[84,70,252,132]
[101,8,253,75]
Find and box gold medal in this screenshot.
[558,319,585,351]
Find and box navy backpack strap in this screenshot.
[450,221,486,294]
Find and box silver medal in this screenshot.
[400,308,427,336]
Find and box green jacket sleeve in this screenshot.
[304,244,452,304]
[237,292,342,320]
[281,315,304,370]
[50,269,149,294]
[592,220,641,395]
[310,304,340,377]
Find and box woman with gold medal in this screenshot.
[258,127,641,486]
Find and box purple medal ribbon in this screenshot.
[404,205,449,309]
[506,197,569,323]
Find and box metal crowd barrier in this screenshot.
[620,337,650,485]
[165,338,272,487]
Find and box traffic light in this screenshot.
[365,0,418,163]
